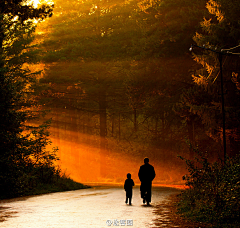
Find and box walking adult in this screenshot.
[138,157,156,205]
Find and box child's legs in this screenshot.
[126,190,132,204]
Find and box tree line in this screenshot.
[37,0,240,163]
[0,0,240,197]
[0,0,87,199]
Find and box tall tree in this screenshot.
[0,0,53,198]
[36,0,220,181]
[189,0,240,156]
[38,0,141,62]
[134,0,208,57]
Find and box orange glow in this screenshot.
[153,184,188,190]
[46,123,186,187]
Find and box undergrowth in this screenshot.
[178,151,240,228]
[27,172,89,196]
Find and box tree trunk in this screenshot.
[133,108,137,132]
[187,118,195,159]
[119,113,121,140]
[99,89,108,178]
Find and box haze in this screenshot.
[33,0,240,186]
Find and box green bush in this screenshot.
[178,151,240,227]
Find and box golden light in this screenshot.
[28,0,54,8]
[28,0,39,8]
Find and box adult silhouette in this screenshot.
[138,157,156,205]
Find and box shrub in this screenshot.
[178,151,240,227]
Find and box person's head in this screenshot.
[144,157,149,164]
[127,173,131,179]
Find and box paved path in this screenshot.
[0,186,180,228]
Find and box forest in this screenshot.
[0,0,87,199]
[0,0,240,204]
[35,0,240,184]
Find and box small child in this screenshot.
[124,173,134,205]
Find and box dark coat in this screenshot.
[138,163,156,202]
[138,163,156,183]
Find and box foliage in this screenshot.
[0,0,81,199]
[37,0,208,62]
[135,0,208,57]
[187,0,240,155]
[35,0,206,160]
[34,0,240,185]
[38,0,140,62]
[178,151,240,227]
[0,0,53,22]
[17,161,89,197]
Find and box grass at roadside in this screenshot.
[177,191,240,228]
[153,193,208,228]
[154,192,239,228]
[28,175,90,196]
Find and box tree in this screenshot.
[35,0,221,183]
[189,0,240,156]
[134,0,208,58]
[0,0,52,47]
[37,0,147,62]
[0,0,53,198]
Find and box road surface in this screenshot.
[0,186,181,228]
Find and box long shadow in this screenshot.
[0,195,37,223]
[141,204,153,207]
[0,206,18,222]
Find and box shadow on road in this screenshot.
[141,204,153,207]
[0,206,18,222]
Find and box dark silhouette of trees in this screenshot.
[0,0,54,198]
[187,0,240,157]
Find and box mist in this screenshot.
[35,0,240,188]
[45,108,186,186]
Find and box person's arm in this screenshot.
[152,167,156,180]
[138,166,142,182]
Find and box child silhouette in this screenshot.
[124,173,134,205]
